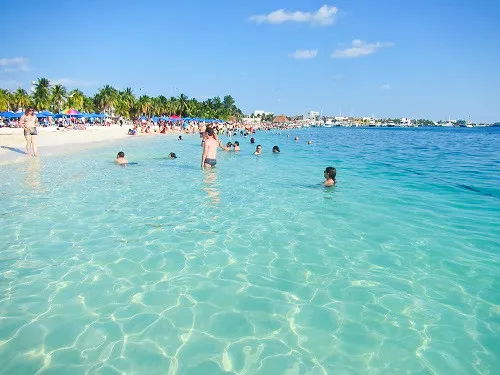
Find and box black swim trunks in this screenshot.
[24,127,37,136]
[204,158,217,166]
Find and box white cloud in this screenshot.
[0,57,29,72]
[250,5,338,26]
[381,84,391,90]
[50,78,96,87]
[289,50,318,59]
[331,40,394,58]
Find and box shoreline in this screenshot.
[0,126,178,166]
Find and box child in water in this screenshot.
[323,167,336,186]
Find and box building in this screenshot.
[253,110,274,117]
[307,111,320,119]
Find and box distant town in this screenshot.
[246,110,497,127]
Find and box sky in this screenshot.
[0,0,499,122]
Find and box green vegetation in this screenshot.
[0,78,244,120]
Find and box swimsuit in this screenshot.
[24,127,37,136]
[204,158,217,166]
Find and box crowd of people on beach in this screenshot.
[14,107,336,186]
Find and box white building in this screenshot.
[334,116,348,121]
[253,110,273,117]
[401,117,412,125]
[307,111,320,119]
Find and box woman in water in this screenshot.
[19,107,39,156]
[323,167,336,186]
[254,145,262,155]
[233,141,240,152]
[272,145,280,153]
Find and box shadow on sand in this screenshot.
[1,146,27,155]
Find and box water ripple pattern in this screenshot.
[0,128,499,375]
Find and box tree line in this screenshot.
[0,78,244,120]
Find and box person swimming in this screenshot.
[250,137,255,144]
[115,151,128,165]
[272,145,280,153]
[254,145,262,155]
[169,152,177,159]
[324,166,336,186]
[178,135,183,141]
[233,141,240,151]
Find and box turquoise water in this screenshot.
[1,127,499,375]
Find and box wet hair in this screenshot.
[206,127,215,136]
[234,141,239,146]
[250,137,255,143]
[272,145,280,152]
[117,151,125,158]
[169,152,177,158]
[256,145,262,150]
[325,167,336,181]
[226,142,232,147]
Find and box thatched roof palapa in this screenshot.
[273,115,288,123]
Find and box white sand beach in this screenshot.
[0,126,132,165]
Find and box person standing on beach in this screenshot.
[20,107,39,156]
[201,127,218,168]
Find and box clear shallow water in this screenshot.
[0,127,499,375]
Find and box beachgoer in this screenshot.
[272,145,280,153]
[250,137,255,144]
[169,152,177,159]
[308,140,312,144]
[178,135,183,141]
[115,151,128,164]
[324,167,336,186]
[254,145,262,155]
[19,107,39,156]
[233,141,240,151]
[218,140,232,151]
[201,127,218,168]
[295,136,299,141]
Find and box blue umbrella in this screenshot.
[0,111,16,118]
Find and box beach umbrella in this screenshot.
[62,108,80,115]
[38,110,54,116]
[0,111,16,118]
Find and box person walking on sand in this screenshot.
[20,107,39,156]
[201,127,218,168]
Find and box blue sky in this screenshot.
[0,0,498,122]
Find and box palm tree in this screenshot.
[13,88,31,111]
[32,78,51,110]
[95,85,118,115]
[82,97,95,113]
[137,95,152,116]
[67,89,85,111]
[0,89,12,111]
[177,94,191,117]
[51,84,67,113]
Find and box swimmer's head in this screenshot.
[295,136,299,141]
[169,152,177,159]
[226,142,232,147]
[256,145,262,151]
[272,146,280,153]
[234,141,239,146]
[324,167,336,181]
[117,151,125,158]
[206,127,215,137]
[308,140,312,144]
[250,137,255,143]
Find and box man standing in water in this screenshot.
[201,127,218,168]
